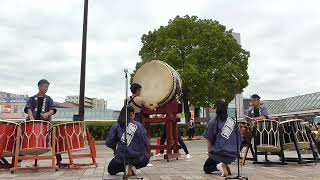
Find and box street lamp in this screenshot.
[77,0,89,121]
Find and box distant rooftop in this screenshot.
[263,92,320,115]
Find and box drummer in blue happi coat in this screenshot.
[106,105,150,176]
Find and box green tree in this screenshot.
[132,15,250,120]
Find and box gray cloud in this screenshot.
[1,0,320,109]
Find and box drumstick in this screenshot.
[245,115,254,120]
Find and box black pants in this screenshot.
[160,127,189,154]
[108,156,149,175]
[188,128,195,139]
[203,157,219,174]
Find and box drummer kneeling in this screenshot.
[106,105,150,176]
[203,100,242,177]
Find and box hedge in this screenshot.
[52,121,207,141]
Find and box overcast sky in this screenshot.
[0,0,319,110]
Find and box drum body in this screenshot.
[133,60,182,107]
[255,119,280,152]
[54,121,86,154]
[280,119,309,150]
[20,120,51,155]
[238,118,251,146]
[0,120,18,157]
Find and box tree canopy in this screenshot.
[132,15,250,118]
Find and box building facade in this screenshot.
[0,91,28,120]
[0,92,113,121]
[65,96,107,109]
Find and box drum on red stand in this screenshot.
[54,121,87,154]
[0,120,18,157]
[19,120,51,155]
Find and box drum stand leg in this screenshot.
[249,144,255,160]
[65,129,75,168]
[172,119,179,157]
[11,127,21,173]
[162,114,181,162]
[253,133,258,163]
[60,127,97,168]
[164,120,172,162]
[279,135,286,165]
[306,128,319,162]
[290,124,306,164]
[86,128,98,167]
[52,127,58,170]
[264,154,269,162]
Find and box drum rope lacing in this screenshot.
[55,122,88,152]
[255,121,280,147]
[281,121,309,147]
[20,121,50,149]
[0,122,17,153]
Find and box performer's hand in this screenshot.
[41,113,49,119]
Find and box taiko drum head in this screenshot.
[133,60,182,107]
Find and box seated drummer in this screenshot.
[246,94,270,123]
[126,83,157,123]
[24,79,57,121]
[106,105,150,176]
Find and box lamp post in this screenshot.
[78,0,89,121]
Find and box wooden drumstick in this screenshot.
[245,115,254,120]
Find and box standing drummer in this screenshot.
[246,94,270,123]
[21,79,58,167]
[126,83,157,124]
[24,79,57,121]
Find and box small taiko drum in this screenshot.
[54,121,86,154]
[0,120,18,157]
[254,119,280,152]
[280,119,310,150]
[238,118,251,146]
[133,60,182,107]
[19,120,51,155]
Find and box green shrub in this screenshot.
[52,121,207,141]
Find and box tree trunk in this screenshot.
[182,89,191,122]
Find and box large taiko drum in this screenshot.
[0,120,18,157]
[133,60,182,107]
[54,121,86,154]
[254,119,280,152]
[19,120,51,155]
[280,119,310,150]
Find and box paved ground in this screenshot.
[1,140,320,180]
